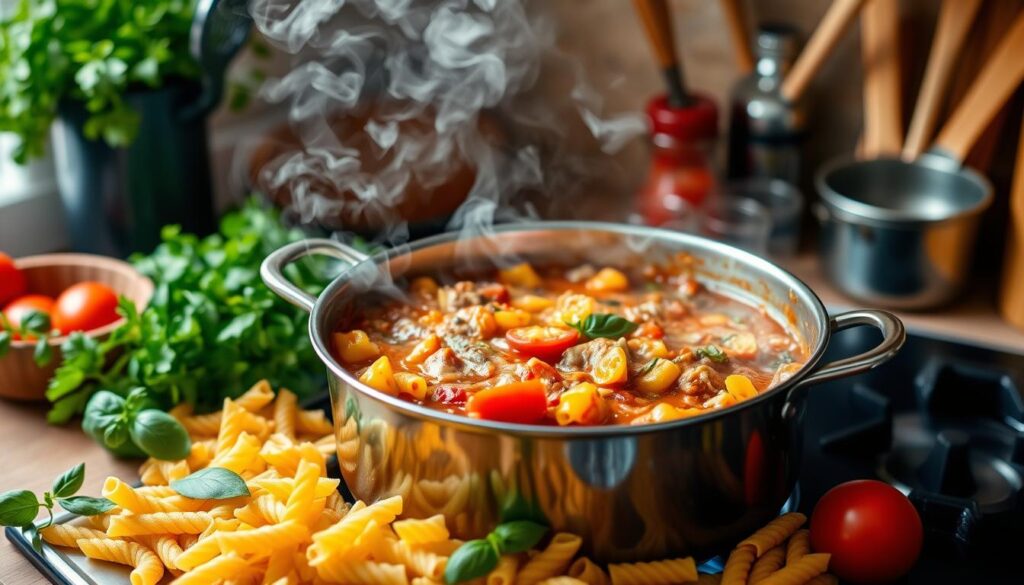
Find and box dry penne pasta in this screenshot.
[785,529,811,565]
[758,553,831,585]
[749,546,786,583]
[608,557,698,585]
[720,545,757,585]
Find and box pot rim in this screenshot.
[815,154,994,228]
[307,221,832,438]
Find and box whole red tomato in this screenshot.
[810,480,923,583]
[0,253,27,307]
[52,282,120,334]
[3,294,56,339]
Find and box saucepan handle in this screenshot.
[795,309,905,388]
[260,238,369,313]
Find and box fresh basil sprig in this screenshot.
[82,388,190,460]
[0,310,55,366]
[0,463,114,551]
[445,520,549,584]
[171,467,250,500]
[567,313,638,340]
[695,344,728,363]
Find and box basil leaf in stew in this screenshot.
[568,313,638,340]
[695,344,728,363]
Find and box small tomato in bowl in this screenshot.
[52,281,120,334]
[3,294,56,339]
[0,252,27,307]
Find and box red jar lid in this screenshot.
[646,93,719,142]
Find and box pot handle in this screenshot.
[796,309,905,387]
[260,239,369,313]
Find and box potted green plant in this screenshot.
[0,0,246,256]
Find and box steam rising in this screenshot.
[248,0,646,248]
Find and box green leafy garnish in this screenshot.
[171,467,250,500]
[695,345,728,363]
[446,518,550,583]
[0,311,56,366]
[57,496,116,516]
[567,313,639,340]
[0,0,201,163]
[445,539,500,584]
[637,358,661,376]
[491,520,548,554]
[130,410,192,461]
[45,200,329,427]
[81,389,190,460]
[0,463,113,551]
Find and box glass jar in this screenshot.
[638,94,719,227]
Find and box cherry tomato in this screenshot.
[52,281,119,334]
[505,326,579,360]
[467,380,548,424]
[3,294,56,339]
[810,480,923,583]
[0,253,27,307]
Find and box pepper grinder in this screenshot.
[726,25,806,184]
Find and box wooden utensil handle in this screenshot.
[860,0,902,158]
[781,0,867,102]
[633,0,688,107]
[902,0,982,160]
[999,111,1024,329]
[719,0,755,74]
[935,12,1024,163]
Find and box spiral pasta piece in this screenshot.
[76,538,163,585]
[274,388,298,439]
[107,512,214,537]
[40,524,109,549]
[297,408,334,436]
[785,529,810,565]
[739,513,807,557]
[314,559,409,585]
[488,555,521,585]
[172,552,249,585]
[758,553,830,585]
[515,533,582,585]
[536,578,586,585]
[568,557,609,585]
[720,545,756,585]
[608,557,697,585]
[215,520,309,556]
[749,546,786,584]
[392,514,449,545]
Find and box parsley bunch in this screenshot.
[46,200,329,430]
[0,0,199,162]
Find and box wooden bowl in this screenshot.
[0,254,154,401]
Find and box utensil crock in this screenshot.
[261,222,904,562]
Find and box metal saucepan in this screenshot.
[261,222,904,562]
[816,12,1024,309]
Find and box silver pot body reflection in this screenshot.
[261,222,904,562]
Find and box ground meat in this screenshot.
[440,306,496,339]
[436,281,508,312]
[420,348,465,383]
[388,317,426,344]
[443,335,497,377]
[678,364,724,400]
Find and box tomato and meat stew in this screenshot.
[332,262,806,426]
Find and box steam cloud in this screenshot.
[248,0,646,246]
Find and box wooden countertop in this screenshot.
[2,254,1023,584]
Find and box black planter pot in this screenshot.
[51,81,215,257]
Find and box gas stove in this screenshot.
[797,326,1024,584]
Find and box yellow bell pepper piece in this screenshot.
[359,356,398,395]
[333,330,380,363]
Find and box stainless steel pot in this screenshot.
[261,222,904,562]
[816,154,993,309]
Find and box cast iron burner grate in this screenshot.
[799,328,1024,583]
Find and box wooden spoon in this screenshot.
[633,0,690,107]
[860,0,902,158]
[902,0,983,160]
[934,11,1024,161]
[719,0,755,74]
[999,112,1024,329]
[781,0,868,103]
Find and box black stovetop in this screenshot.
[798,326,1024,584]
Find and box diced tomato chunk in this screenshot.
[466,380,547,424]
